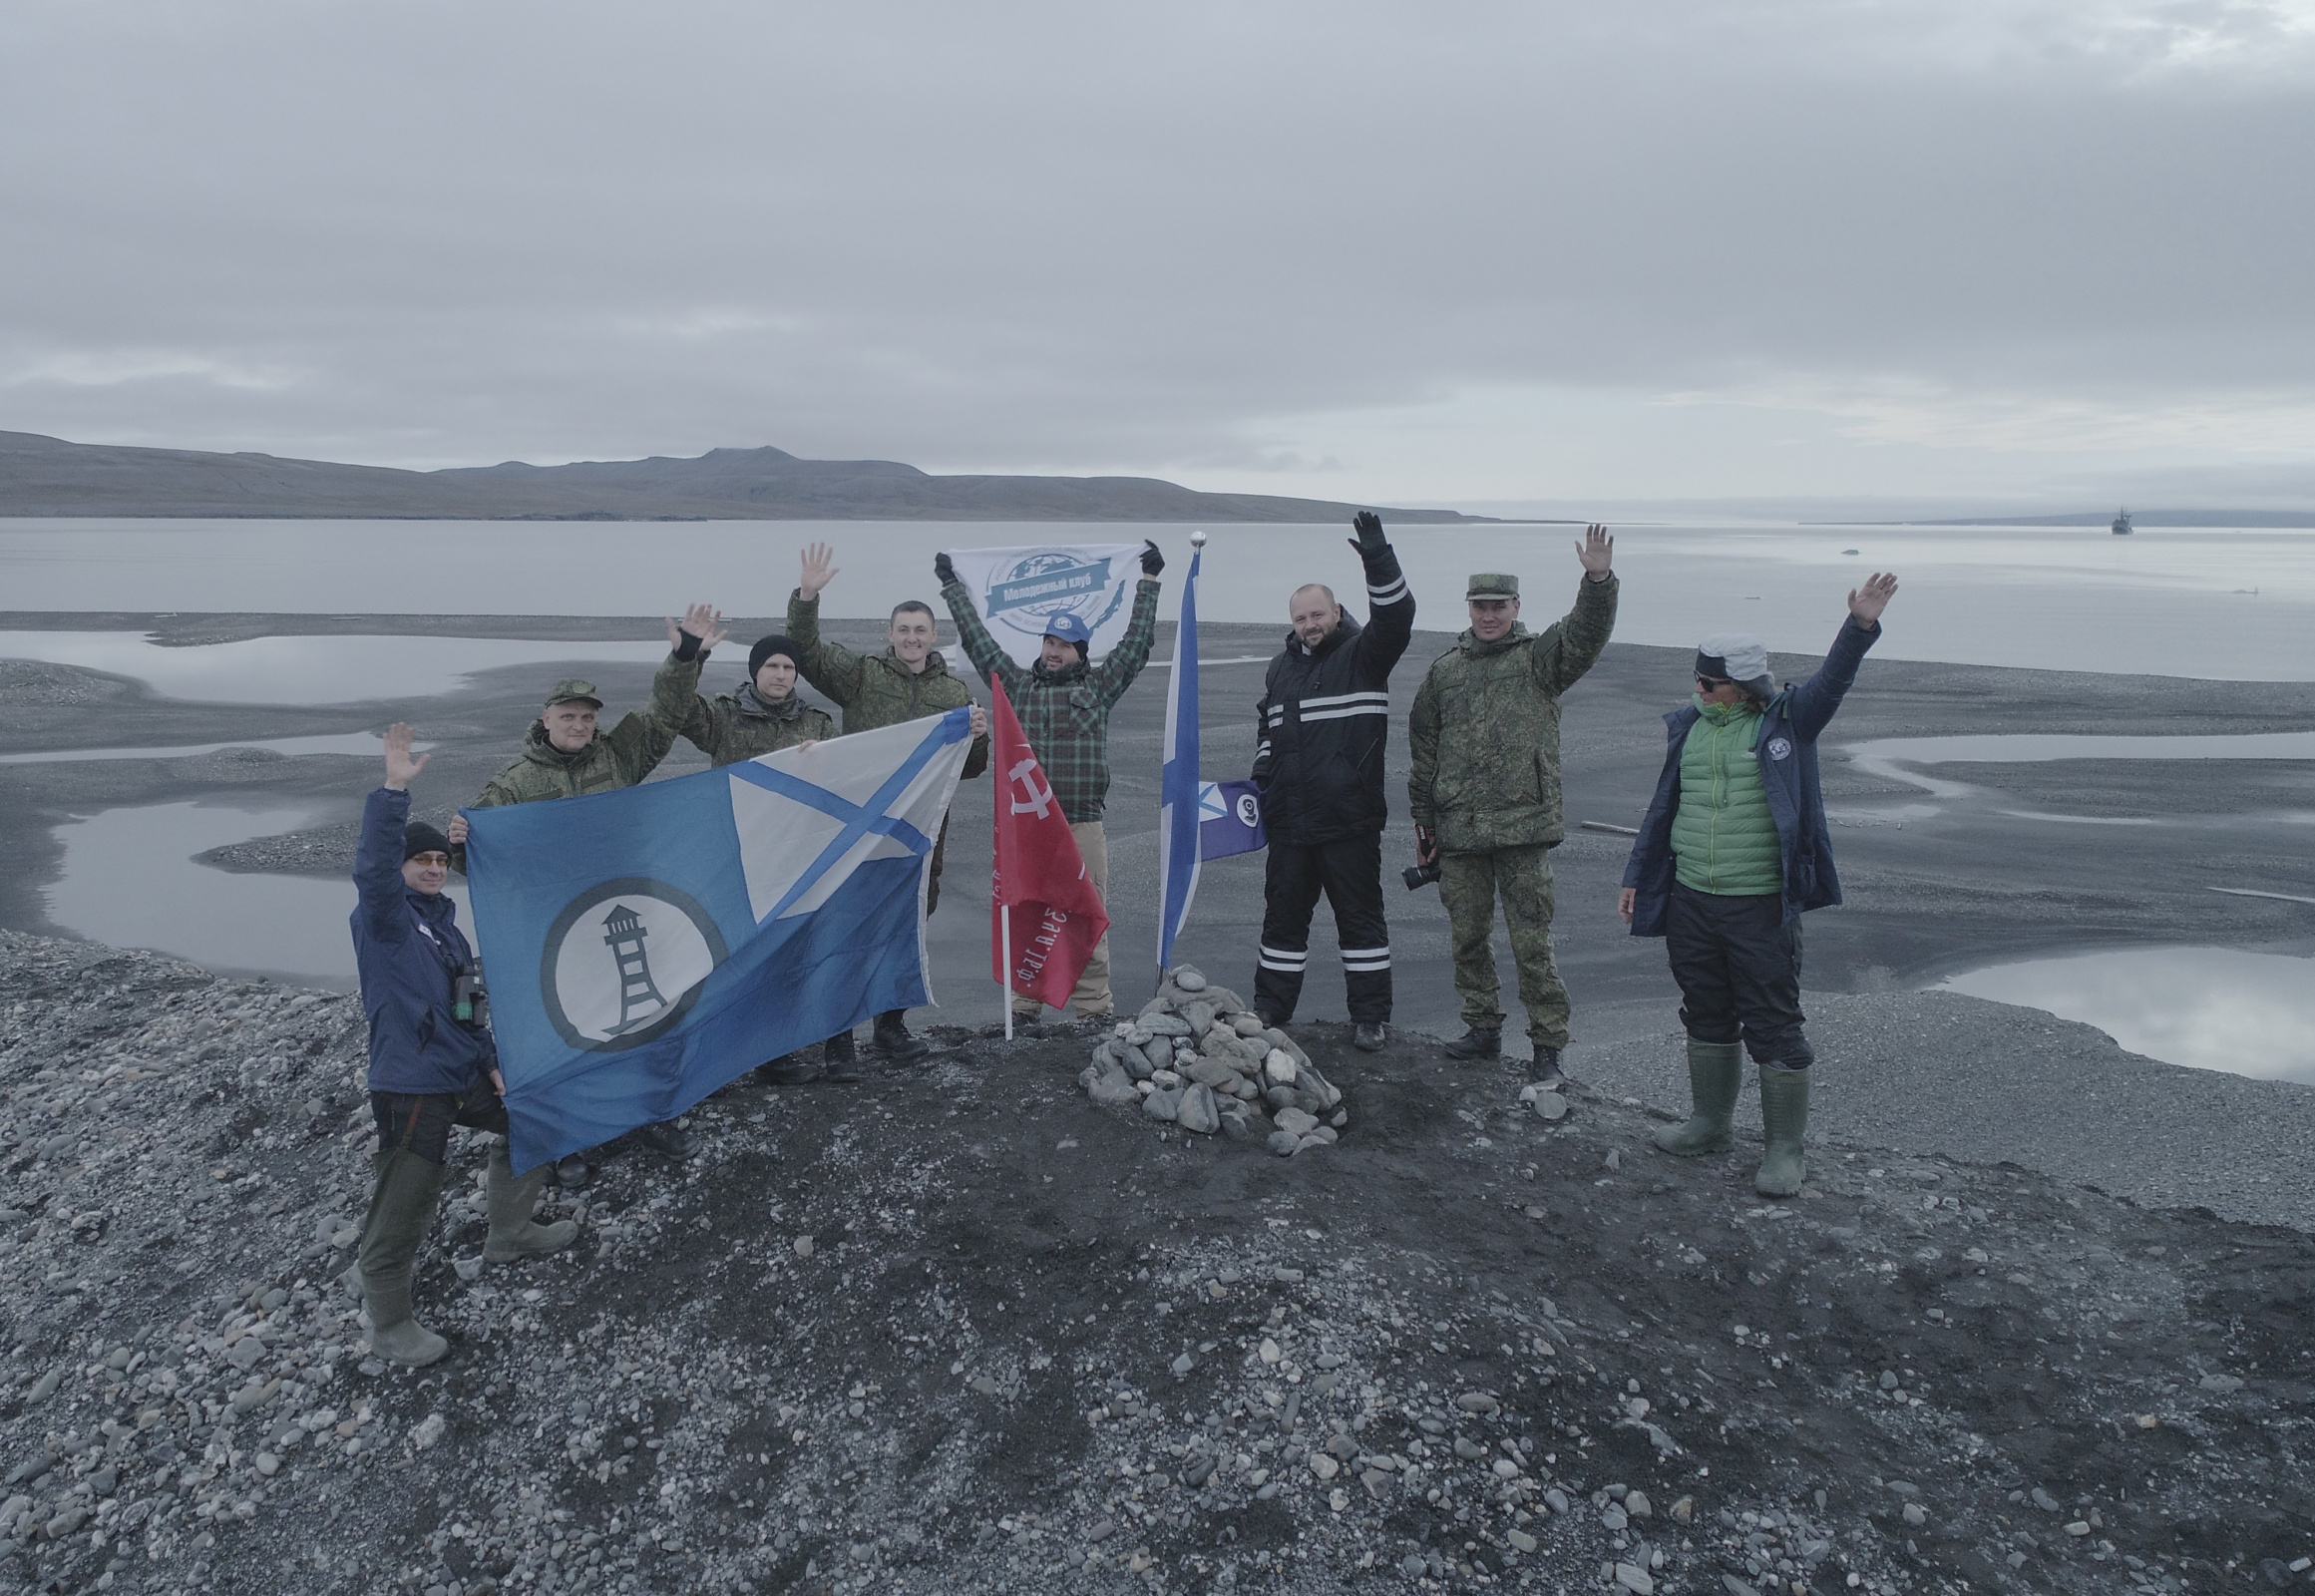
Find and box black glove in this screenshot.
[1350,511,1386,554]
[1140,540,1164,577]
[934,552,957,586]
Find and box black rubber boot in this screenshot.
[357,1148,450,1367]
[1654,1038,1742,1157]
[753,1053,823,1086]
[1443,1027,1501,1061]
[870,1009,931,1062]
[1755,1061,1811,1196]
[820,1028,863,1083]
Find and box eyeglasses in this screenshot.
[1695,674,1733,689]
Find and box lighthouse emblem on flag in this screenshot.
[538,878,728,1051]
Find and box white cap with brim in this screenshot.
[1695,632,1774,695]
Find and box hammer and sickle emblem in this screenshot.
[1008,756,1055,819]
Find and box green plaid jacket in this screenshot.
[942,577,1161,824]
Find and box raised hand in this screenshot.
[1349,511,1386,554]
[382,722,428,791]
[934,552,958,586]
[1576,524,1614,579]
[665,601,729,651]
[800,541,840,599]
[1848,572,1899,627]
[1139,539,1165,577]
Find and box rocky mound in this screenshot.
[1079,969,1347,1151]
[0,928,2308,1596]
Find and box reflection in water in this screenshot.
[1942,947,2315,1084]
[0,731,424,765]
[42,801,469,988]
[0,631,667,705]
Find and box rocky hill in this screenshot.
[0,928,2307,1596]
[0,433,1485,523]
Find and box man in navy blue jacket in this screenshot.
[353,723,578,1366]
[1618,574,1898,1197]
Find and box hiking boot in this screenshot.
[1754,1061,1811,1196]
[1654,1038,1742,1157]
[870,1008,931,1062]
[753,1053,823,1087]
[1352,1022,1387,1052]
[482,1142,579,1264]
[819,1028,863,1083]
[1528,1045,1565,1084]
[1442,1027,1501,1061]
[553,1151,594,1188]
[634,1119,694,1161]
[358,1148,450,1368]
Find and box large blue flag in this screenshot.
[1156,534,1203,976]
[464,708,974,1171]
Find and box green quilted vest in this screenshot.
[1672,699,1782,896]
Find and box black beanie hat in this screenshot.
[748,634,802,678]
[403,821,452,861]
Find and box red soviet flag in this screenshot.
[989,679,1110,1010]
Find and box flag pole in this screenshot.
[1156,529,1205,994]
[1001,903,1013,1040]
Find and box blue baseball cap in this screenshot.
[1042,613,1092,646]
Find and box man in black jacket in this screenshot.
[1250,511,1416,1049]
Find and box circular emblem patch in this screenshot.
[1765,736,1793,761]
[1235,791,1262,828]
[538,878,728,1052]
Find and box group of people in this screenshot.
[350,513,1899,1366]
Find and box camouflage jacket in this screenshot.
[941,576,1159,823]
[785,591,989,778]
[470,652,690,810]
[653,658,835,768]
[1407,574,1619,852]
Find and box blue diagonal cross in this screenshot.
[725,708,970,924]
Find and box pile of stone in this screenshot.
[1076,967,1348,1155]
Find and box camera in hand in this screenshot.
[1402,861,1441,891]
[451,963,490,1030]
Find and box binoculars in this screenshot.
[452,963,491,1030]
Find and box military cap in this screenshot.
[545,677,603,707]
[1464,573,1520,599]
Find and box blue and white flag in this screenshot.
[1197,779,1266,861]
[464,708,974,1172]
[1156,536,1203,975]
[940,542,1145,668]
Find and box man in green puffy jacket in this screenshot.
[458,603,719,1172]
[1407,529,1618,1079]
[787,543,990,1061]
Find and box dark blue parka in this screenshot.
[1621,616,1881,936]
[351,786,494,1094]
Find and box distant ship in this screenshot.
[2112,508,2133,535]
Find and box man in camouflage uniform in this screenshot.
[935,540,1164,1020]
[1407,529,1618,1079]
[788,543,990,1061]
[654,628,858,1086]
[452,602,721,1172]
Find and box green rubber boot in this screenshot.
[1754,1061,1812,1197]
[357,1148,450,1367]
[483,1141,579,1264]
[1653,1038,1742,1156]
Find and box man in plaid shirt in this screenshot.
[938,542,1165,1018]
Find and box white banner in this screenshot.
[941,543,1146,669]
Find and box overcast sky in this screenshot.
[4,0,2312,511]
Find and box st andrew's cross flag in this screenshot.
[464,708,974,1172]
[989,681,1108,1010]
[939,542,1145,669]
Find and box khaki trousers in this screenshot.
[1015,820,1113,1017]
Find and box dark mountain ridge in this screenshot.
[0,432,1486,523]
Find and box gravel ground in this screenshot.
[1,929,2310,1596]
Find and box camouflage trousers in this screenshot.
[1439,843,1571,1048]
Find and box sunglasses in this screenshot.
[1695,673,1734,689]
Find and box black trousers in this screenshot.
[1666,882,1811,1066]
[1255,834,1392,1024]
[369,1084,510,1166]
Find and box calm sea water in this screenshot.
[2,518,2311,679]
